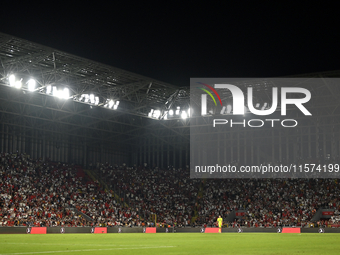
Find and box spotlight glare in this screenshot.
[169,110,174,116]
[46,85,52,94]
[53,86,58,96]
[9,74,16,86]
[63,88,70,99]
[15,80,22,89]
[181,111,187,119]
[27,79,36,91]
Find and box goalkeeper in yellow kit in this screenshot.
[217,215,223,233]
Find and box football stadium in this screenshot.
[0,29,340,255]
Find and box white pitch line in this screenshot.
[0,246,176,255]
[0,243,149,247]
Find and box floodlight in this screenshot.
[90,94,95,104]
[220,106,226,114]
[115,101,120,106]
[108,100,114,108]
[15,80,22,89]
[95,97,99,105]
[53,86,58,96]
[226,105,232,114]
[27,79,36,91]
[153,110,161,119]
[46,85,52,94]
[181,111,187,119]
[169,110,174,116]
[113,105,118,110]
[175,106,180,115]
[9,74,16,86]
[63,88,70,99]
[148,109,154,117]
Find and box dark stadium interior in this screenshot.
[0,32,339,230]
[1,6,340,255]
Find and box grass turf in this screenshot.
[0,233,339,255]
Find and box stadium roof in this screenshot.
[1,32,340,153]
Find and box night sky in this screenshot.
[0,2,339,87]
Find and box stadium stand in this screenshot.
[1,152,340,229]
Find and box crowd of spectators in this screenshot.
[94,163,201,227]
[0,153,89,227]
[1,152,340,228]
[195,178,340,227]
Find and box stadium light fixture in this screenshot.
[84,94,90,103]
[169,109,174,116]
[46,85,52,94]
[175,106,180,115]
[15,79,22,89]
[63,88,70,99]
[148,109,154,117]
[9,74,16,87]
[220,106,226,114]
[94,96,99,105]
[109,100,114,108]
[113,101,119,110]
[27,79,36,91]
[181,111,188,119]
[90,94,95,104]
[226,105,232,114]
[53,86,58,97]
[153,110,161,119]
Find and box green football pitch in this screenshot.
[0,233,339,255]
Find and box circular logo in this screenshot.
[318,228,325,233]
[237,227,243,233]
[60,227,65,234]
[26,228,31,234]
[277,227,282,233]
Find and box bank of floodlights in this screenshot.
[5,74,120,111]
[157,107,191,120]
[104,99,119,109]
